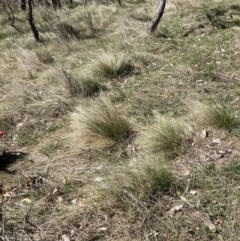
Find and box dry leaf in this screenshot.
[190,190,197,195]
[21,198,32,203]
[212,138,221,144]
[201,130,208,138]
[177,191,194,207]
[62,235,70,241]
[53,188,58,194]
[62,177,67,184]
[95,177,103,182]
[71,199,77,204]
[0,131,6,137]
[2,186,17,201]
[70,229,75,236]
[217,235,224,241]
[78,198,84,206]
[169,204,183,215]
[3,191,12,201]
[99,227,107,231]
[181,165,190,176]
[204,221,216,232]
[196,79,204,84]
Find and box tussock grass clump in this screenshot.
[103,158,176,203]
[59,70,84,97]
[192,102,238,130]
[128,160,176,198]
[71,98,133,148]
[222,159,240,176]
[16,47,49,74]
[55,21,80,40]
[173,64,197,83]
[92,52,132,78]
[35,49,55,64]
[140,115,192,159]
[0,115,15,131]
[81,75,106,97]
[59,69,104,97]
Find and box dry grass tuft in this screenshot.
[139,114,192,159]
[104,158,176,202]
[57,68,104,97]
[81,77,105,97]
[70,98,133,149]
[190,101,239,131]
[0,114,16,132]
[55,21,80,40]
[173,64,197,83]
[57,68,84,97]
[16,47,49,76]
[92,52,132,78]
[35,49,55,64]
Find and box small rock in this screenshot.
[201,130,208,138]
[212,138,221,144]
[95,177,104,182]
[196,79,204,84]
[190,190,197,195]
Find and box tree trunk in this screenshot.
[148,0,166,33]
[19,0,26,10]
[38,0,44,6]
[38,0,51,7]
[117,0,122,7]
[27,0,40,41]
[52,0,62,10]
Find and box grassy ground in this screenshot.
[1,0,240,240]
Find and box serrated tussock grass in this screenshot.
[55,21,80,40]
[35,49,55,64]
[78,71,107,97]
[102,158,176,204]
[139,114,192,159]
[191,101,239,131]
[16,47,49,74]
[58,68,84,97]
[58,68,104,97]
[92,52,132,78]
[127,159,176,198]
[205,103,238,130]
[81,77,105,97]
[71,98,133,148]
[222,159,240,177]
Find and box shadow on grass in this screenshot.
[66,1,81,9]
[206,4,240,29]
[0,151,27,172]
